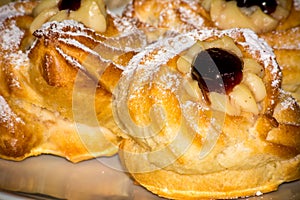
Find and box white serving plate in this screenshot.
[0,155,299,200]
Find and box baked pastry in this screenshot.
[113,29,300,199]
[122,0,214,42]
[201,0,300,33]
[123,0,300,34]
[0,0,146,162]
[260,26,300,104]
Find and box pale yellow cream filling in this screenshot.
[177,36,266,116]
[30,0,107,34]
[201,0,291,33]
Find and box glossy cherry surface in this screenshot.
[191,48,243,96]
[226,0,278,14]
[58,0,81,11]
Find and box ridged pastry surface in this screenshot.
[114,28,300,199]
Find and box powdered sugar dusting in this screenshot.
[238,29,279,71]
[36,19,142,55]
[179,6,204,29]
[0,96,24,130]
[36,20,97,41]
[0,20,24,51]
[181,100,208,133]
[55,47,85,71]
[279,89,297,111]
[294,0,300,11]
[3,50,29,89]
[271,27,300,50]
[113,15,138,33]
[121,0,210,39]
[121,33,195,93]
[58,37,100,58]
[4,50,29,70]
[255,191,263,196]
[0,2,21,24]
[235,28,281,105]
[36,19,144,53]
[157,68,181,93]
[281,95,296,111]
[113,33,196,125]
[0,2,31,92]
[181,0,200,11]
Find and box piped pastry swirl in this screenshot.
[114,29,300,199]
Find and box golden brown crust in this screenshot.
[120,139,300,199]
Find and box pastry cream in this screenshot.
[30,0,107,34]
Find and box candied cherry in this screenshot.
[58,0,81,11]
[226,0,278,14]
[191,48,243,98]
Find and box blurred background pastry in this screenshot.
[201,0,296,33]
[260,26,300,104]
[122,0,214,42]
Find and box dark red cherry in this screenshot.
[58,0,81,11]
[191,48,243,97]
[226,0,278,14]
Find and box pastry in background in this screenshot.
[114,28,300,199]
[201,0,295,33]
[0,0,146,162]
[122,0,299,35]
[260,26,300,103]
[122,0,214,42]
